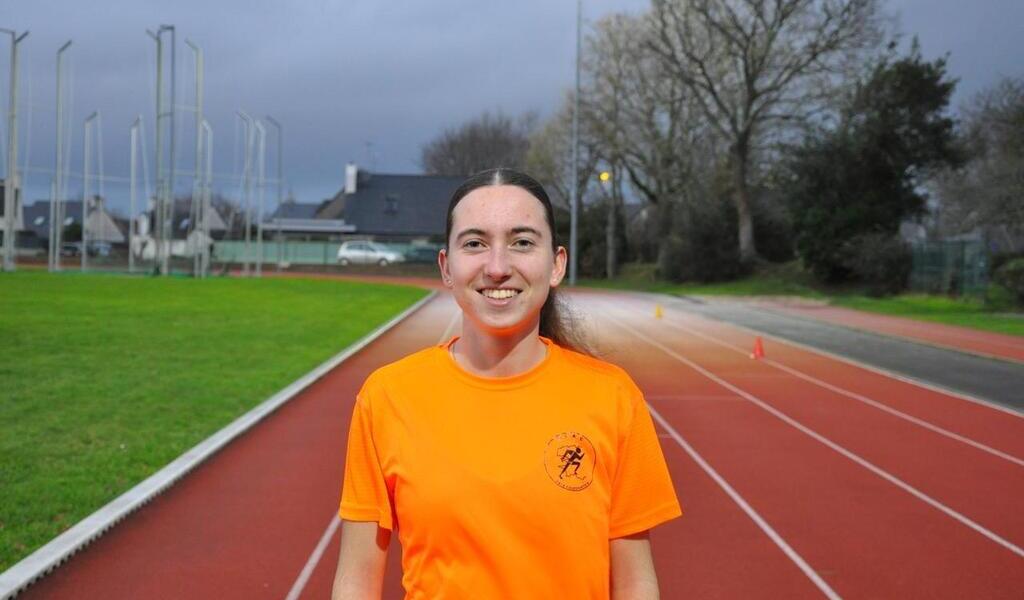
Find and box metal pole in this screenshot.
[166,25,176,275]
[53,40,71,272]
[3,29,28,272]
[82,111,98,271]
[569,0,581,286]
[201,119,212,278]
[130,116,141,274]
[237,110,253,276]
[255,120,266,277]
[52,39,72,268]
[147,28,163,273]
[266,115,282,272]
[187,39,203,277]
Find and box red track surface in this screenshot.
[18,290,1024,599]
[756,299,1024,364]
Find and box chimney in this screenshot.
[345,162,358,195]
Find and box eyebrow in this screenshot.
[455,226,544,240]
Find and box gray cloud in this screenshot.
[2,0,1021,216]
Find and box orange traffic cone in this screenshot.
[655,304,664,319]
[751,337,765,360]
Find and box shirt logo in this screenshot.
[544,432,596,491]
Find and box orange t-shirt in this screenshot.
[338,335,682,599]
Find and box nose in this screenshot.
[484,246,512,281]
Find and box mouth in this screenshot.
[478,287,522,302]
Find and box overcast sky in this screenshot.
[2,0,1022,216]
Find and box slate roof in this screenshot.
[269,202,321,220]
[23,201,55,238]
[320,172,463,237]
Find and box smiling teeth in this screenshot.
[482,289,518,299]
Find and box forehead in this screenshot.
[451,185,549,234]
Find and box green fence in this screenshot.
[212,240,442,266]
[908,240,989,296]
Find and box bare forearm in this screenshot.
[611,579,660,600]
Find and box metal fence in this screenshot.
[212,240,441,266]
[908,240,989,296]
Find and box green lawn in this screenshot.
[0,271,427,572]
[578,262,1024,337]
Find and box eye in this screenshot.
[513,238,535,249]
[463,239,484,249]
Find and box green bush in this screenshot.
[994,258,1024,305]
[838,232,912,296]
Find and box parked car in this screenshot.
[60,242,82,257]
[336,241,405,266]
[59,241,112,257]
[404,245,442,264]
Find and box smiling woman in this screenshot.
[332,168,682,600]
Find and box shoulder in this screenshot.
[556,345,643,399]
[359,345,440,398]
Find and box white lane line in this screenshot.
[647,311,1024,468]
[659,295,1024,420]
[284,299,460,600]
[284,516,342,600]
[648,406,842,599]
[603,312,1024,560]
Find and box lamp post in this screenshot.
[2,28,28,272]
[569,0,581,286]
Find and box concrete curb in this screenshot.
[0,289,438,600]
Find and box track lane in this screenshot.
[587,295,1024,598]
[594,300,1024,550]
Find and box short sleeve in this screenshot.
[608,381,682,538]
[338,382,395,530]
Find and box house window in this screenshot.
[385,194,398,215]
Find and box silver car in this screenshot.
[336,241,405,266]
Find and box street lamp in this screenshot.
[569,0,581,286]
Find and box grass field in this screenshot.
[579,262,1024,337]
[0,270,427,572]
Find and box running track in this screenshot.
[15,289,1024,598]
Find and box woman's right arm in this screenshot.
[331,520,391,600]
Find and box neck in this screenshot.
[453,320,547,377]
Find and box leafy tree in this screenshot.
[788,43,962,284]
[649,0,883,266]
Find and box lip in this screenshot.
[477,287,522,307]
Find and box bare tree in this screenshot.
[649,0,882,264]
[581,12,721,275]
[931,76,1024,250]
[525,96,600,210]
[421,111,537,176]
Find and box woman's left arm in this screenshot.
[610,530,660,599]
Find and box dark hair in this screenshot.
[444,168,593,356]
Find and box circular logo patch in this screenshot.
[544,432,596,491]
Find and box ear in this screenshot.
[550,245,567,288]
[438,248,454,288]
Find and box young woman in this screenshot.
[333,168,681,599]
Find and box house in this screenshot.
[0,181,24,249]
[311,163,463,243]
[132,198,229,259]
[19,197,126,252]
